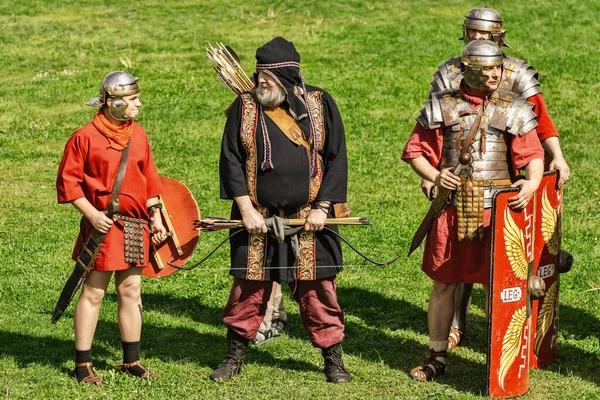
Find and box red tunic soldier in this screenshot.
[423,7,571,350]
[56,72,167,385]
[402,41,544,381]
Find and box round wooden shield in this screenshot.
[143,177,200,278]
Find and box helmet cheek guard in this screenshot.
[462,63,490,91]
[490,32,507,48]
[108,96,132,121]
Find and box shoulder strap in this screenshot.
[460,101,486,158]
[263,107,312,152]
[107,141,130,216]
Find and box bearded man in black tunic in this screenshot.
[211,37,351,384]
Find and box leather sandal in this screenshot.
[448,327,464,350]
[74,362,103,386]
[115,360,158,379]
[410,354,447,382]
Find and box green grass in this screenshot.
[1,0,599,399]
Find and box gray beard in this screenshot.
[254,85,286,109]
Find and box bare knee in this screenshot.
[80,285,106,308]
[431,282,458,299]
[116,279,141,303]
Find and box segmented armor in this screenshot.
[417,88,538,208]
[430,56,542,100]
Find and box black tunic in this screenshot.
[219,86,348,282]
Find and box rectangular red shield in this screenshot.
[487,188,536,398]
[530,171,562,368]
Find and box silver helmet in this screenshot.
[86,71,140,121]
[461,40,504,91]
[462,7,508,48]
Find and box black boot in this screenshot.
[210,329,249,381]
[322,343,351,383]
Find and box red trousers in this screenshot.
[222,277,345,349]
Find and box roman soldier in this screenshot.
[424,6,571,349]
[211,37,351,383]
[402,40,544,381]
[56,71,167,385]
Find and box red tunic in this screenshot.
[402,100,544,284]
[527,93,558,142]
[56,121,162,271]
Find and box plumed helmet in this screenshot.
[86,71,140,121]
[462,7,508,48]
[461,40,504,90]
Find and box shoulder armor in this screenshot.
[489,90,538,136]
[430,56,462,93]
[517,67,541,99]
[416,99,441,130]
[505,94,539,136]
[501,56,542,98]
[417,89,461,129]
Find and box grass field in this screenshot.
[0,0,599,399]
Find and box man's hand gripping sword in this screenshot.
[407,153,472,256]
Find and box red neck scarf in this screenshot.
[459,83,493,109]
[92,111,132,151]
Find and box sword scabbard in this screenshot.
[408,163,468,256]
[51,230,107,324]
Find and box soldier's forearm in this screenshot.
[524,158,544,186]
[541,137,565,161]
[408,157,439,184]
[71,197,101,222]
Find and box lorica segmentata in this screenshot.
[417,88,538,208]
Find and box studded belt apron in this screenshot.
[113,214,149,264]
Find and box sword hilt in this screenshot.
[459,152,472,166]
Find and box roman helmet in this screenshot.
[86,71,140,121]
[462,7,508,48]
[461,40,504,91]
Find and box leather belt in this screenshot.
[483,179,512,188]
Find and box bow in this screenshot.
[168,216,400,270]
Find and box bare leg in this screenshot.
[113,267,157,379]
[115,267,143,342]
[411,281,457,381]
[252,282,288,345]
[428,281,458,342]
[271,282,288,337]
[74,270,113,350]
